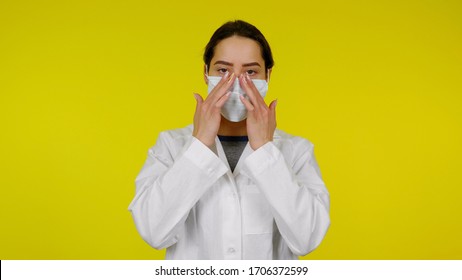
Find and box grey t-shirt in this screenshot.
[217,135,249,172]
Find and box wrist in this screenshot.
[194,134,215,148]
[249,139,270,150]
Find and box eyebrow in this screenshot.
[214,60,261,67]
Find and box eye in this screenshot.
[246,69,257,76]
[217,68,229,75]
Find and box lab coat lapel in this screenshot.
[214,137,239,194]
[215,136,231,170]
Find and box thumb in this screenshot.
[193,93,203,106]
[269,99,277,111]
[269,99,277,119]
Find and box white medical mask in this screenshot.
[206,72,269,122]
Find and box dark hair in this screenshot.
[203,20,274,72]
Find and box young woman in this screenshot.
[128,20,330,260]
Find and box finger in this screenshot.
[269,99,277,111]
[192,93,203,133]
[193,93,203,107]
[247,73,268,110]
[208,71,229,98]
[269,99,277,132]
[269,99,277,119]
[239,74,263,108]
[208,72,235,103]
[215,91,231,108]
[239,94,255,112]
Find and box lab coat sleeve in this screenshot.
[242,140,330,256]
[128,133,228,249]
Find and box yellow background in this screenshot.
[1,0,461,259]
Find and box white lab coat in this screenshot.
[128,124,330,259]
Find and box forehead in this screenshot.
[211,36,264,65]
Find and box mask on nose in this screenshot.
[206,73,269,122]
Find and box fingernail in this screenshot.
[224,71,229,78]
[241,74,247,84]
[227,73,235,83]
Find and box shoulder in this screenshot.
[158,124,194,141]
[273,128,314,157]
[150,124,194,157]
[274,128,314,148]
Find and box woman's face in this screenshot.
[206,35,269,81]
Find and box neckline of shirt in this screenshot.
[217,135,249,142]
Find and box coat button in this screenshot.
[227,247,236,254]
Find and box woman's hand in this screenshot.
[193,72,236,147]
[239,73,277,150]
